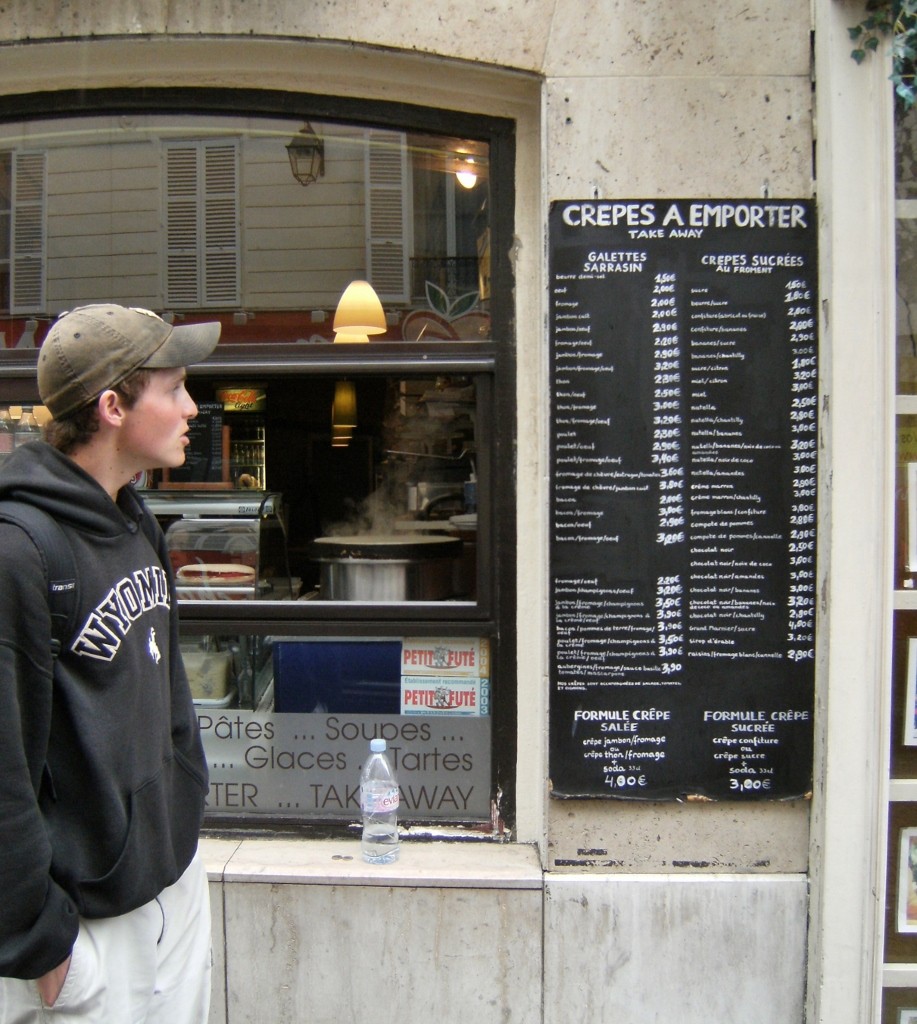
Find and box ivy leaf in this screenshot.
[850,0,917,110]
[896,80,917,107]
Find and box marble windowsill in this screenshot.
[200,835,544,889]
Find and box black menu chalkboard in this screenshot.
[548,199,817,801]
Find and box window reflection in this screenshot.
[0,115,491,346]
[0,99,508,829]
[184,631,493,825]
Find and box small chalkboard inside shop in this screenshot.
[161,401,228,486]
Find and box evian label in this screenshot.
[361,782,400,814]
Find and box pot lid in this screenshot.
[310,532,462,560]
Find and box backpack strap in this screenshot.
[0,500,78,659]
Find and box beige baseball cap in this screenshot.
[38,304,222,419]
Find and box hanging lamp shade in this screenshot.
[331,425,353,448]
[333,280,387,340]
[332,380,357,428]
[456,157,478,189]
[333,332,371,345]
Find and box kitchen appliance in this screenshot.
[392,447,474,521]
[410,480,465,520]
[146,492,296,600]
[166,518,268,599]
[310,532,462,601]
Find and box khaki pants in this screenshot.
[0,851,211,1024]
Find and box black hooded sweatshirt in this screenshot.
[0,441,208,979]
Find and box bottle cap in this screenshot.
[370,738,386,753]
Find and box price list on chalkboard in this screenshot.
[548,199,817,801]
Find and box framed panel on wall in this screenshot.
[886,805,917,962]
[882,989,917,1024]
[900,826,917,936]
[906,638,917,748]
[891,614,917,776]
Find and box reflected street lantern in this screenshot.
[286,123,325,186]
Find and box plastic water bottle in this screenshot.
[14,406,40,447]
[360,738,400,863]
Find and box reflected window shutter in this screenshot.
[365,129,409,303]
[11,151,45,314]
[202,142,240,305]
[165,140,239,307]
[165,144,200,306]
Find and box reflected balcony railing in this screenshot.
[410,256,480,303]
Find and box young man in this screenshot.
[0,304,221,1022]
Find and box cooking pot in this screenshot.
[310,533,462,601]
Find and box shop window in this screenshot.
[187,630,493,826]
[0,91,516,831]
[148,369,487,614]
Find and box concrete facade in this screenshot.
[0,1,895,1021]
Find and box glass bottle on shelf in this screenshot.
[13,406,40,447]
[229,414,266,490]
[0,408,13,465]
